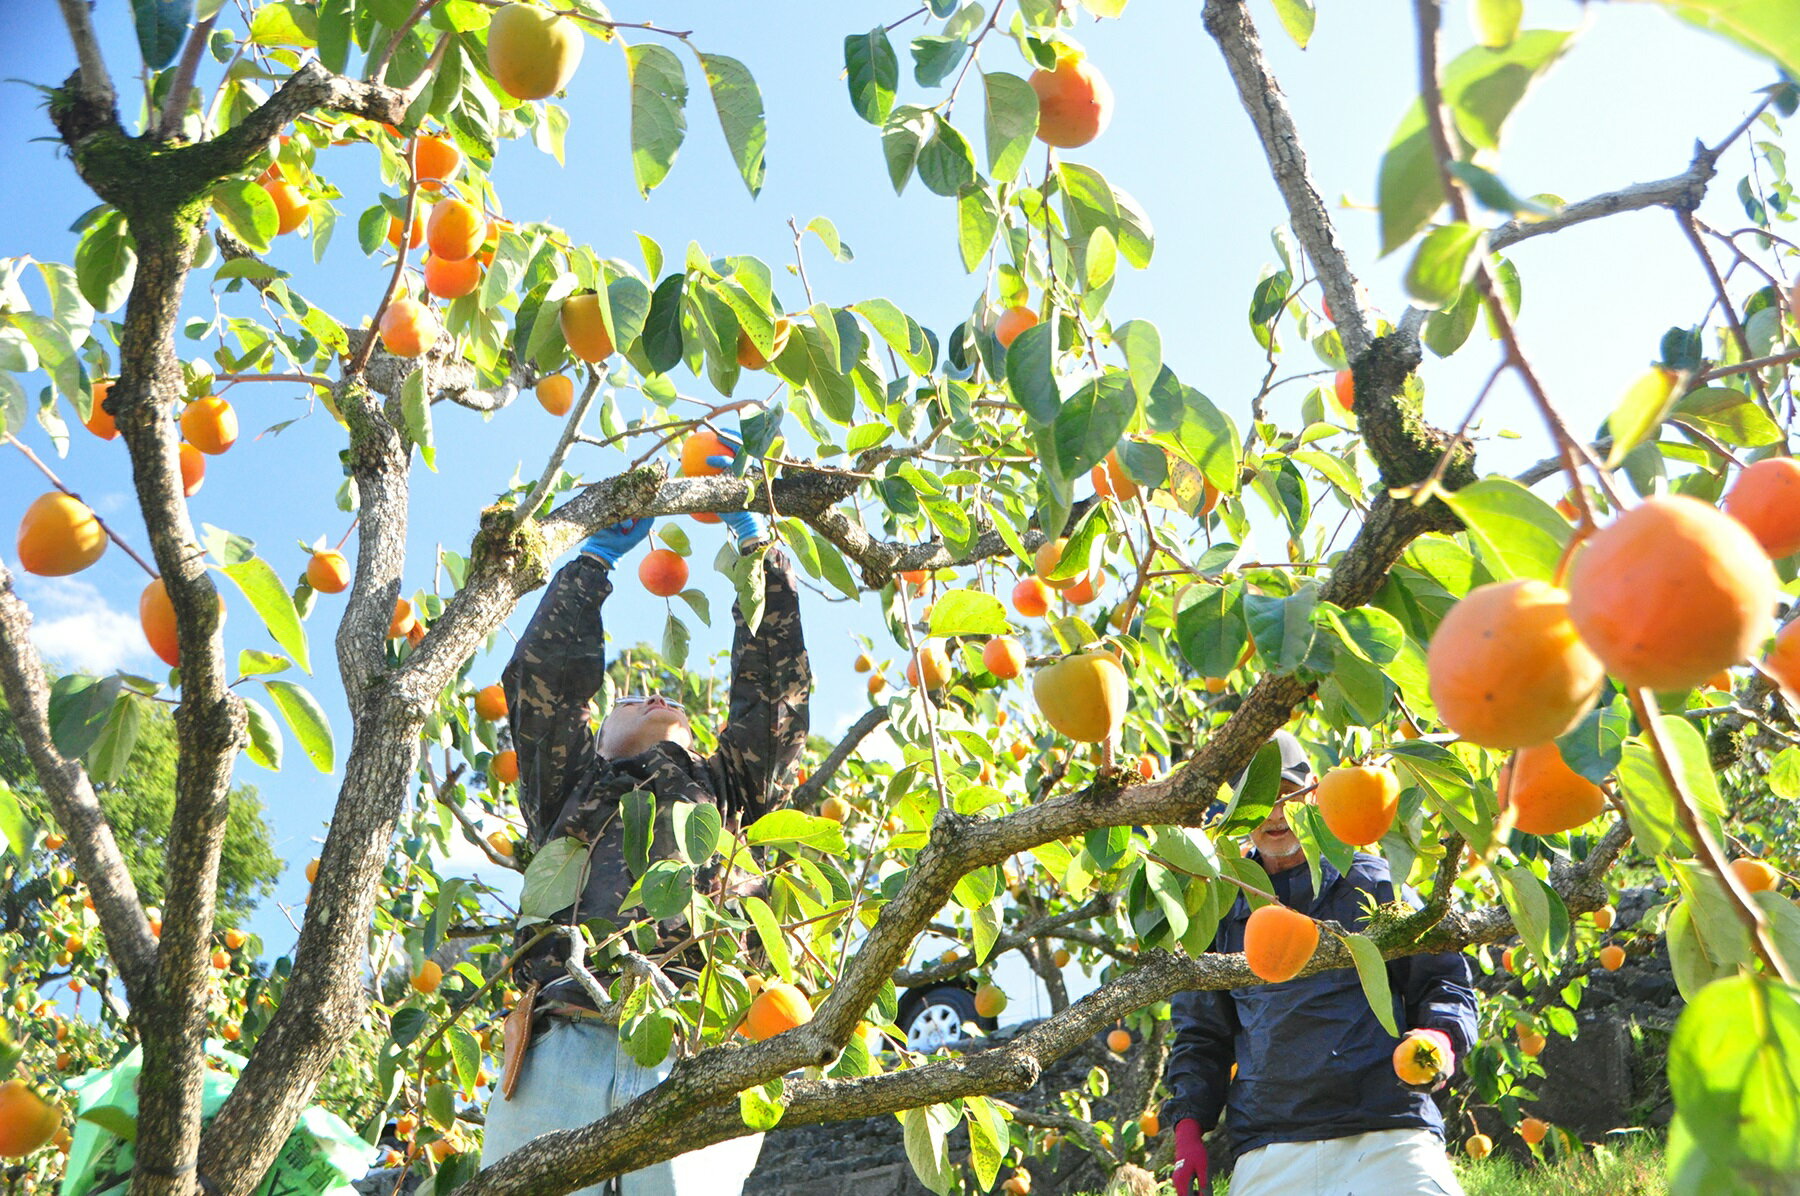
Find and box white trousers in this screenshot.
[1230,1128,1465,1196]
[481,1018,765,1196]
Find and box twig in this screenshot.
[6,433,159,578]
[515,371,603,527]
[1676,210,1776,415]
[793,707,889,809]
[156,15,218,139]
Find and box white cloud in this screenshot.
[19,576,149,674]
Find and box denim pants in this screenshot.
[480,1018,765,1196]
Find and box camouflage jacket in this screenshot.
[503,548,810,1005]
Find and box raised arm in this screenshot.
[501,555,610,843]
[707,547,810,825]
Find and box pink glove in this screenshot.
[1406,1028,1456,1092]
[1173,1117,1209,1196]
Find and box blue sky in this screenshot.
[0,1,1778,959]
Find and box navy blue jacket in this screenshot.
[1162,852,1478,1155]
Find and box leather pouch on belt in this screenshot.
[500,981,540,1101]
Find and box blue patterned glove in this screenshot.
[579,517,653,566]
[706,427,766,550]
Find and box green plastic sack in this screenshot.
[60,1042,374,1195]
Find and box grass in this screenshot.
[1455,1135,1666,1196]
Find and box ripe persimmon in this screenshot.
[559,292,614,362]
[423,253,481,300]
[388,598,416,638]
[973,983,1008,1018]
[1497,742,1605,836]
[84,379,117,439]
[426,198,485,262]
[17,492,106,576]
[491,749,518,785]
[983,635,1026,680]
[408,134,462,190]
[1244,903,1317,983]
[535,374,574,415]
[906,641,952,690]
[1028,53,1113,148]
[379,296,438,358]
[638,548,689,596]
[486,2,585,100]
[225,928,248,949]
[1598,944,1625,971]
[1315,763,1400,846]
[1516,1025,1546,1057]
[410,960,443,994]
[743,981,813,1041]
[1106,1028,1132,1053]
[736,316,793,370]
[181,396,238,455]
[854,652,875,673]
[180,443,205,496]
[1063,574,1099,605]
[818,796,849,822]
[1393,1033,1450,1086]
[474,684,508,722]
[1090,449,1137,502]
[1567,496,1780,692]
[996,306,1038,349]
[1765,618,1800,701]
[1427,579,1604,748]
[0,1079,58,1158]
[867,673,888,697]
[679,429,732,477]
[1591,904,1616,931]
[139,578,181,667]
[1723,456,1800,559]
[386,212,424,250]
[1519,1116,1549,1146]
[1730,857,1779,893]
[1465,1134,1494,1160]
[1332,369,1354,414]
[262,178,310,234]
[1033,538,1079,589]
[1033,651,1128,743]
[1012,576,1052,617]
[306,549,350,594]
[1139,1111,1160,1136]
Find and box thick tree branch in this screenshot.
[1202,0,1373,360]
[0,564,159,996]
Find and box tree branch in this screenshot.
[54,0,115,114]
[793,707,890,809]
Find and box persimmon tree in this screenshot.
[2,0,1799,1194]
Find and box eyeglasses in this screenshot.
[615,694,684,712]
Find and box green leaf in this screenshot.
[1271,0,1317,48]
[637,860,694,920]
[965,1096,1006,1191]
[622,788,655,878]
[1377,32,1573,254]
[1668,975,1800,1188]
[48,673,121,761]
[699,54,766,197]
[210,179,279,255]
[517,837,588,922]
[671,800,721,865]
[74,213,137,314]
[910,34,966,86]
[882,105,933,193]
[627,44,688,197]
[241,695,283,770]
[917,115,976,197]
[1473,0,1523,46]
[1441,477,1570,582]
[220,557,310,673]
[1341,931,1399,1037]
[1673,386,1784,448]
[845,27,899,124]
[928,589,1010,636]
[448,1025,481,1093]
[1005,320,1058,425]
[746,809,847,855]
[87,693,143,786]
[1495,861,1569,967]
[1606,368,1680,467]
[901,1105,957,1196]
[1115,319,1162,408]
[744,895,794,983]
[1174,585,1248,677]
[262,679,333,772]
[957,184,1001,273]
[1404,223,1485,309]
[1053,372,1135,476]
[740,1078,786,1131]
[983,71,1039,180]
[0,781,29,860]
[1626,0,1800,84]
[133,0,195,68]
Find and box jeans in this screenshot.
[480,1018,765,1196]
[1230,1128,1465,1196]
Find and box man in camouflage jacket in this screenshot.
[481,461,809,1194]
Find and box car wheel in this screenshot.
[902,984,990,1052]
